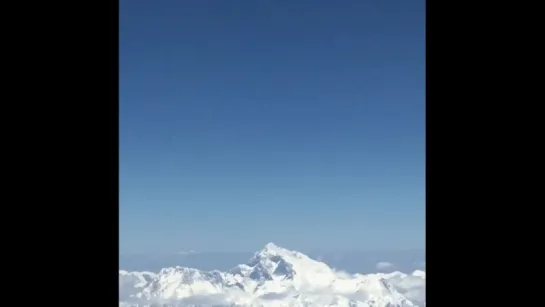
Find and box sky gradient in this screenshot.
[120,0,425,253]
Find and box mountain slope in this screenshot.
[119,243,426,307]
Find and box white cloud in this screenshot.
[375,261,395,271]
[388,273,426,306]
[120,269,426,307]
[332,269,352,279]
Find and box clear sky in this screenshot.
[120,0,425,254]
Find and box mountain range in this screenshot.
[119,243,426,307]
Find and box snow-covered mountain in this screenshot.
[119,243,426,307]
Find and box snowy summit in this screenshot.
[119,243,426,307]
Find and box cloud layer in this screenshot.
[375,261,395,271]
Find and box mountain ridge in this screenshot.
[119,243,426,307]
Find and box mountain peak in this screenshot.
[252,243,301,264]
[120,244,426,307]
[261,242,288,253]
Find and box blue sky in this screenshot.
[120,0,425,253]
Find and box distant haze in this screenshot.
[120,249,425,274]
